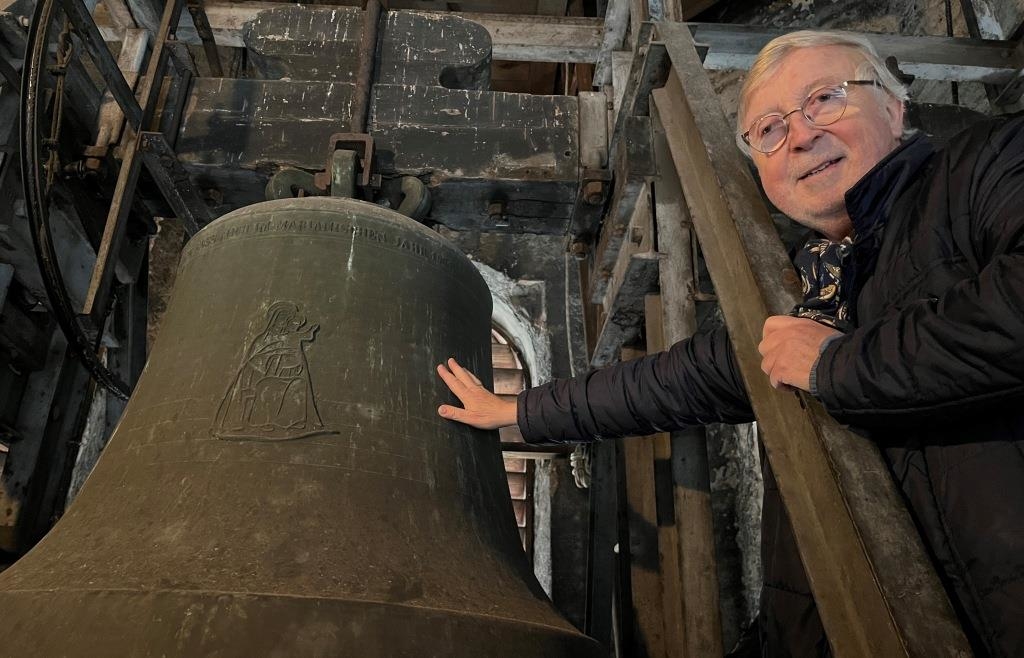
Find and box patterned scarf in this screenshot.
[790,236,854,333]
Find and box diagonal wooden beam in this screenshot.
[653,20,971,658]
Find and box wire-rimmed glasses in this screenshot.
[741,80,880,154]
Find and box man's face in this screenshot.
[741,46,905,240]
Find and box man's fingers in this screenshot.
[436,363,469,399]
[438,404,464,422]
[761,353,785,388]
[447,358,483,388]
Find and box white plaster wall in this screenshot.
[472,260,555,595]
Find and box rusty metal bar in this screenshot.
[185,0,224,77]
[138,131,210,237]
[351,0,381,133]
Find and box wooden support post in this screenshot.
[585,439,622,649]
[594,0,629,84]
[650,101,724,658]
[620,345,669,658]
[652,21,970,657]
[643,295,687,658]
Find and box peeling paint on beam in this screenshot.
[97,2,605,63]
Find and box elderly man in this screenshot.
[436,30,1024,657]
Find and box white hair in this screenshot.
[735,30,913,156]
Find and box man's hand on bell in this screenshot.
[436,358,518,429]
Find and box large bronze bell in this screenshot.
[0,198,603,657]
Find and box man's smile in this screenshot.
[798,157,844,181]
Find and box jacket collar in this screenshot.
[844,133,935,239]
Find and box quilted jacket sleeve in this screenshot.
[516,325,753,445]
[816,115,1024,427]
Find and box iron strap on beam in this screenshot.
[185,0,223,77]
[138,132,210,237]
[653,21,971,658]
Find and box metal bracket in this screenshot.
[568,166,613,239]
[313,132,378,191]
[137,131,212,236]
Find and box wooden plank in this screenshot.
[504,456,528,473]
[629,0,649,50]
[650,101,723,658]
[593,0,630,84]
[491,342,519,369]
[493,367,525,395]
[483,13,602,63]
[579,90,609,169]
[501,445,575,459]
[620,347,668,658]
[499,424,524,444]
[512,499,527,526]
[608,35,670,164]
[585,441,621,648]
[589,115,656,303]
[591,181,661,367]
[654,21,970,658]
[507,471,528,500]
[643,295,687,658]
[601,183,653,312]
[610,50,633,120]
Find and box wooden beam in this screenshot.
[97,2,607,62]
[590,181,661,367]
[620,345,669,658]
[476,12,602,63]
[88,3,1024,81]
[593,0,629,84]
[650,100,723,658]
[579,90,609,170]
[653,21,970,657]
[690,22,1024,83]
[590,115,656,305]
[643,295,687,658]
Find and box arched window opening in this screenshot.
[490,327,533,556]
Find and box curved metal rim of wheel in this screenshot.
[21,0,131,400]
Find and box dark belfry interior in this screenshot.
[0,0,1020,656]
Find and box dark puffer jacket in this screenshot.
[517,114,1024,657]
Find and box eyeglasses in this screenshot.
[741,80,881,154]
